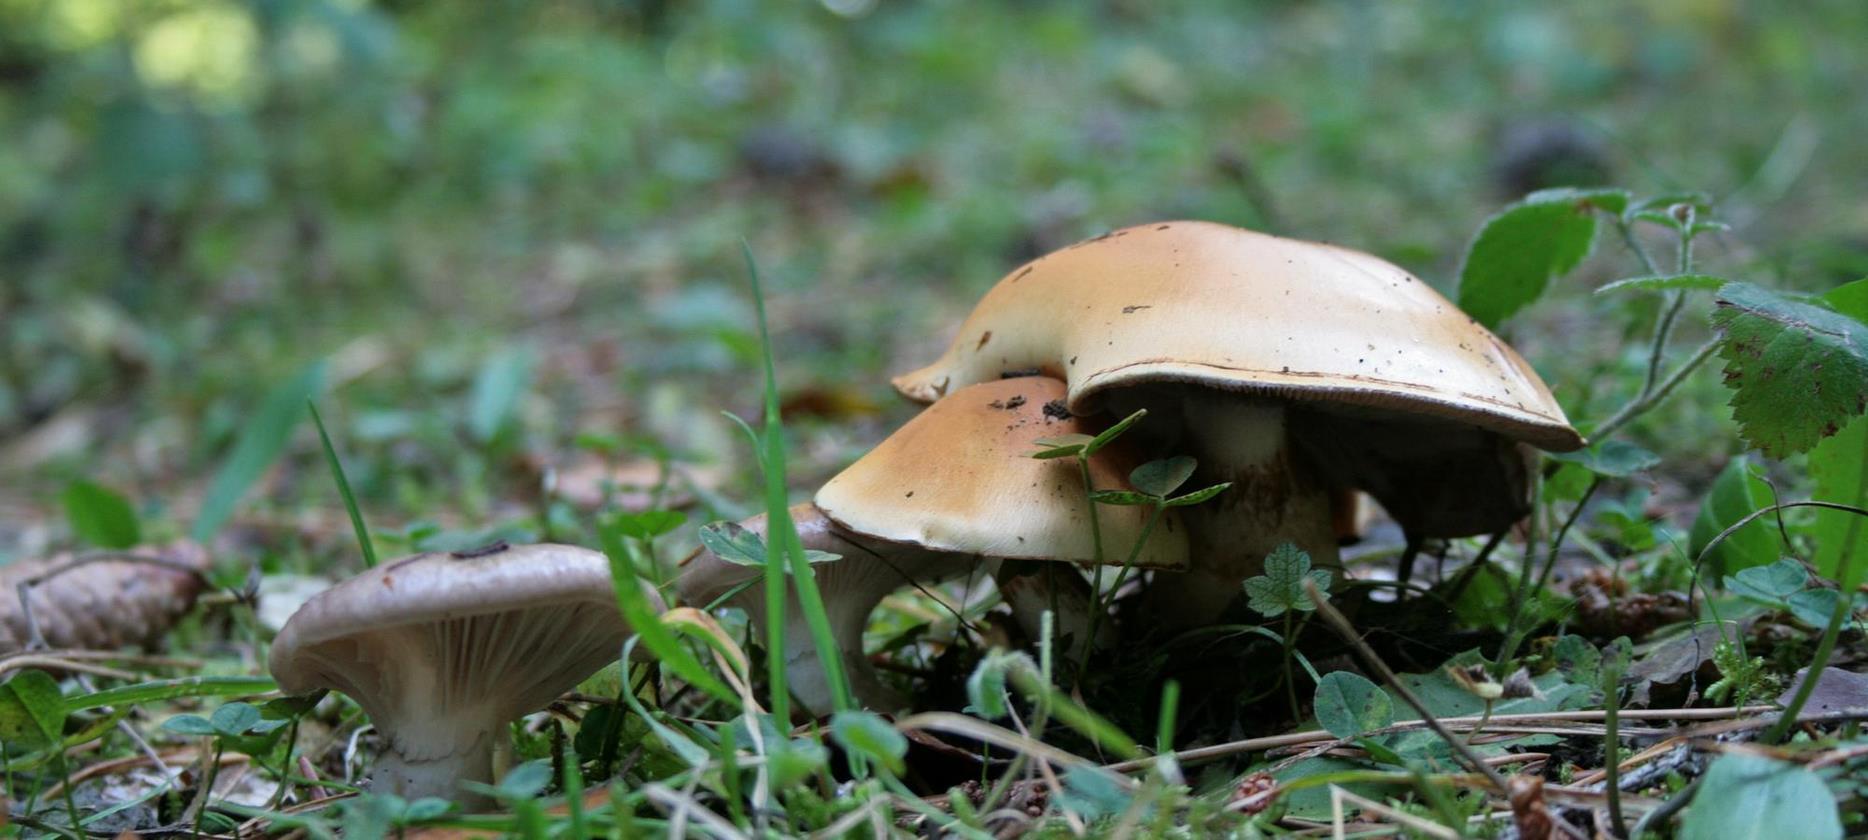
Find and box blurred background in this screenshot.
[3,0,1866,565]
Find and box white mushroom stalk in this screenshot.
[269,544,650,807]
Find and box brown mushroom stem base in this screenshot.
[371,725,497,809]
[1147,396,1340,626]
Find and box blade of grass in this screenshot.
[67,676,277,712]
[740,242,854,721]
[597,521,738,707]
[192,361,325,543]
[307,401,376,568]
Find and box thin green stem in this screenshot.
[1078,504,1162,679]
[1613,217,1665,277]
[1766,441,1868,744]
[1591,337,1719,440]
[1603,658,1627,837]
[1281,610,1298,723]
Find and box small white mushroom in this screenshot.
[268,543,653,807]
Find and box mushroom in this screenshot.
[269,543,652,807]
[678,376,1188,714]
[892,221,1582,621]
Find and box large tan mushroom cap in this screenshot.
[892,221,1582,452]
[816,377,1190,571]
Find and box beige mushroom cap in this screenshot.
[892,221,1582,452]
[816,377,1190,571]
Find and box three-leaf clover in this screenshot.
[696,521,840,569]
[1088,456,1232,509]
[1243,543,1332,618]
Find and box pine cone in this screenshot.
[0,541,211,653]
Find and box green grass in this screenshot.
[4,1,1868,836]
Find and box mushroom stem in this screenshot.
[368,716,499,808]
[994,560,1109,665]
[1148,394,1340,626]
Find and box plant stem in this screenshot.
[1765,441,1868,744]
[1078,503,1161,678]
[1591,337,1719,440]
[1603,658,1627,837]
[1281,610,1299,723]
[1303,580,1510,793]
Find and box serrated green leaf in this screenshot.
[829,711,907,775]
[1594,273,1728,295]
[1810,280,1868,584]
[1689,457,1780,576]
[62,479,141,549]
[1313,671,1393,739]
[1243,543,1329,617]
[1680,753,1841,840]
[1130,456,1195,498]
[1550,440,1660,478]
[1457,188,1626,327]
[0,671,66,747]
[696,521,837,571]
[1712,282,1868,458]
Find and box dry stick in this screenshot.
[1102,706,1772,774]
[1303,579,1511,794]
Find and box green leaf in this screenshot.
[1594,273,1728,295]
[1242,543,1331,618]
[1549,440,1660,478]
[965,653,1011,719]
[68,675,277,712]
[1680,753,1841,840]
[467,345,537,444]
[696,521,838,570]
[0,671,67,747]
[1712,282,1868,458]
[1785,589,1868,631]
[1165,482,1231,508]
[1084,409,1147,455]
[1313,671,1393,739]
[1130,456,1195,498]
[1809,281,1868,584]
[163,714,217,736]
[1724,559,1806,603]
[1088,489,1153,507]
[1054,767,1133,820]
[597,520,738,706]
[1689,457,1780,576]
[611,510,687,540]
[210,701,262,736]
[1457,188,1627,327]
[1030,433,1094,460]
[61,479,141,549]
[193,361,325,543]
[829,711,908,775]
[309,401,377,568]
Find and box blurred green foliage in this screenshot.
[3,0,1866,532]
